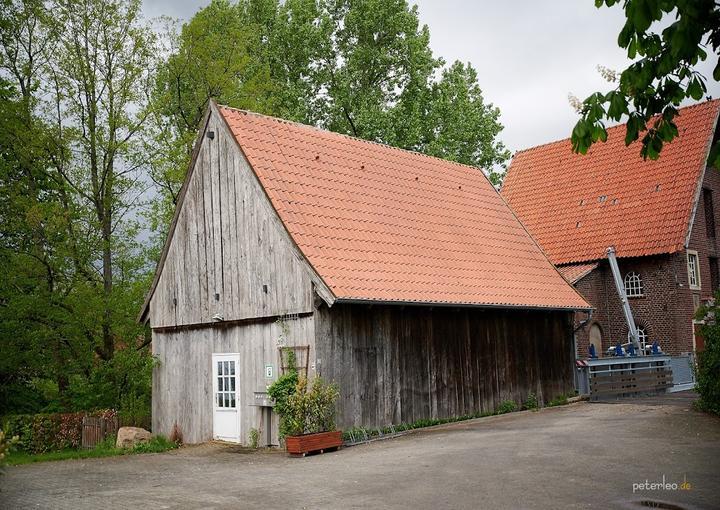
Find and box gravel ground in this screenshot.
[1,392,718,510]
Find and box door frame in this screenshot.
[211,352,241,442]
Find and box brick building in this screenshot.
[502,99,720,357]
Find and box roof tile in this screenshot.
[502,100,720,264]
[219,106,589,309]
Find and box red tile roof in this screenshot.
[557,263,598,284]
[218,106,589,310]
[502,100,720,265]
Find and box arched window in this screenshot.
[628,327,648,347]
[624,272,644,297]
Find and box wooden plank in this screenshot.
[314,304,574,431]
[590,372,672,385]
[149,108,320,329]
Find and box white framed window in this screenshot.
[624,272,644,297]
[687,250,701,290]
[215,359,237,409]
[628,327,648,347]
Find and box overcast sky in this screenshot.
[142,0,720,155]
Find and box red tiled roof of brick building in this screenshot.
[502,100,720,265]
[557,263,598,284]
[218,105,589,310]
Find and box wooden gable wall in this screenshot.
[148,107,318,328]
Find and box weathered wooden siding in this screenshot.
[148,107,317,328]
[314,304,575,429]
[152,315,316,445]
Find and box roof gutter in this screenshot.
[334,298,592,312]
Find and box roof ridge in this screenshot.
[217,104,491,177]
[513,98,720,156]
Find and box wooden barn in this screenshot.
[139,101,590,445]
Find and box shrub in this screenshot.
[0,429,19,472]
[2,413,83,453]
[1,410,119,453]
[524,392,539,411]
[693,298,720,414]
[248,428,259,449]
[496,400,517,414]
[696,331,720,414]
[131,435,178,454]
[547,394,569,407]
[281,376,339,437]
[267,349,300,439]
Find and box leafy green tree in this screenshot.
[571,0,720,164]
[421,61,510,182]
[147,0,281,229]
[0,0,154,414]
[149,0,510,221]
[319,0,438,142]
[0,0,84,412]
[47,0,155,361]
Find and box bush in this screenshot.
[0,428,19,471]
[131,435,178,454]
[3,412,84,453]
[547,394,569,407]
[496,400,517,414]
[267,349,300,439]
[248,428,259,449]
[524,392,539,411]
[696,320,720,415]
[68,348,155,417]
[1,409,119,453]
[274,376,339,437]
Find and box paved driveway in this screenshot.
[2,393,719,510]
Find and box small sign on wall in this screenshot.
[265,364,274,379]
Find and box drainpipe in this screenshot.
[574,309,593,332]
[607,246,641,351]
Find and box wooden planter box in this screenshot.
[286,430,343,457]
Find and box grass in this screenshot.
[5,435,178,466]
[342,393,573,442]
[546,394,570,407]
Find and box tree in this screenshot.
[571,0,720,164]
[421,61,510,182]
[0,0,155,414]
[319,0,438,143]
[149,0,510,219]
[147,0,286,230]
[47,0,155,361]
[0,0,84,411]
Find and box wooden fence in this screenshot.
[588,356,673,401]
[81,415,152,449]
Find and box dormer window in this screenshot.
[624,272,644,297]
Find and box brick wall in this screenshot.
[574,255,688,357]
[574,166,720,358]
[686,165,720,302]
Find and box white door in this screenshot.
[212,353,240,442]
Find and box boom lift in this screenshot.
[606,246,642,355]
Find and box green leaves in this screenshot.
[607,90,630,120]
[686,76,705,100]
[572,0,719,163]
[152,0,510,197]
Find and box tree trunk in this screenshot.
[101,206,113,360]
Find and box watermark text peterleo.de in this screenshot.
[632,475,693,494]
